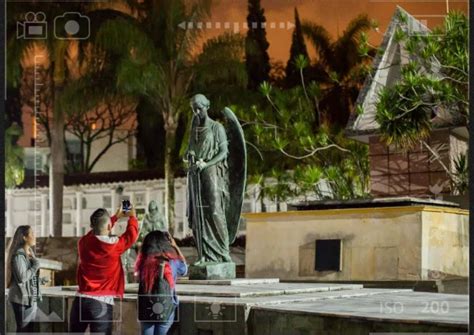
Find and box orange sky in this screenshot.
[198,0,468,62]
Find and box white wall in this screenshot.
[6,178,286,239]
[22,131,136,174]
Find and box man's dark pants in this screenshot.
[69,296,113,335]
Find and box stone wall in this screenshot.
[421,208,469,278]
[248,308,467,335]
[6,290,467,335]
[245,206,468,281]
[21,237,245,285]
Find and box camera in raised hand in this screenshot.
[122,200,131,213]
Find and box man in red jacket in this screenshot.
[69,204,139,335]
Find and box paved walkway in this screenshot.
[57,279,468,328]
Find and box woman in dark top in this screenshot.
[6,225,42,333]
[135,231,187,335]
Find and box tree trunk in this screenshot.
[260,180,266,213]
[164,126,177,236]
[50,105,65,237]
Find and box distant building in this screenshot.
[346,6,468,198]
[18,103,137,175]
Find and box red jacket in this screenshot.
[76,215,139,298]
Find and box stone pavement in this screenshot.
[8,279,467,334]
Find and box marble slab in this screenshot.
[252,291,468,326]
[176,278,280,286]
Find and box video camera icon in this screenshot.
[17,12,47,40]
[16,11,91,41]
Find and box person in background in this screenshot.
[69,204,139,335]
[135,231,187,335]
[6,225,41,333]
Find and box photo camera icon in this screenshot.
[17,12,47,40]
[54,12,90,40]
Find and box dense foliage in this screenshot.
[236,74,370,204]
[376,11,467,147]
[375,11,468,194]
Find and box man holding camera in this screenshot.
[69,202,139,335]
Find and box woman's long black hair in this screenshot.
[6,225,31,287]
[135,230,181,293]
[140,230,179,258]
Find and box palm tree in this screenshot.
[8,2,81,236]
[302,14,374,127]
[92,0,213,234]
[192,32,248,111]
[95,0,247,235]
[9,0,246,236]
[7,2,130,236]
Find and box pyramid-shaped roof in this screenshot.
[345,6,430,140]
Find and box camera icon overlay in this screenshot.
[137,294,179,323]
[17,12,47,40]
[54,12,90,40]
[79,297,122,323]
[194,297,237,323]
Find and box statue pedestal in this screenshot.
[188,262,236,280]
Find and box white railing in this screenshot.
[5,178,296,238]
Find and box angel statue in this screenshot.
[137,200,166,246]
[184,94,246,271]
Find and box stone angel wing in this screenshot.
[221,107,247,243]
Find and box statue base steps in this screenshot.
[188,262,236,280]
